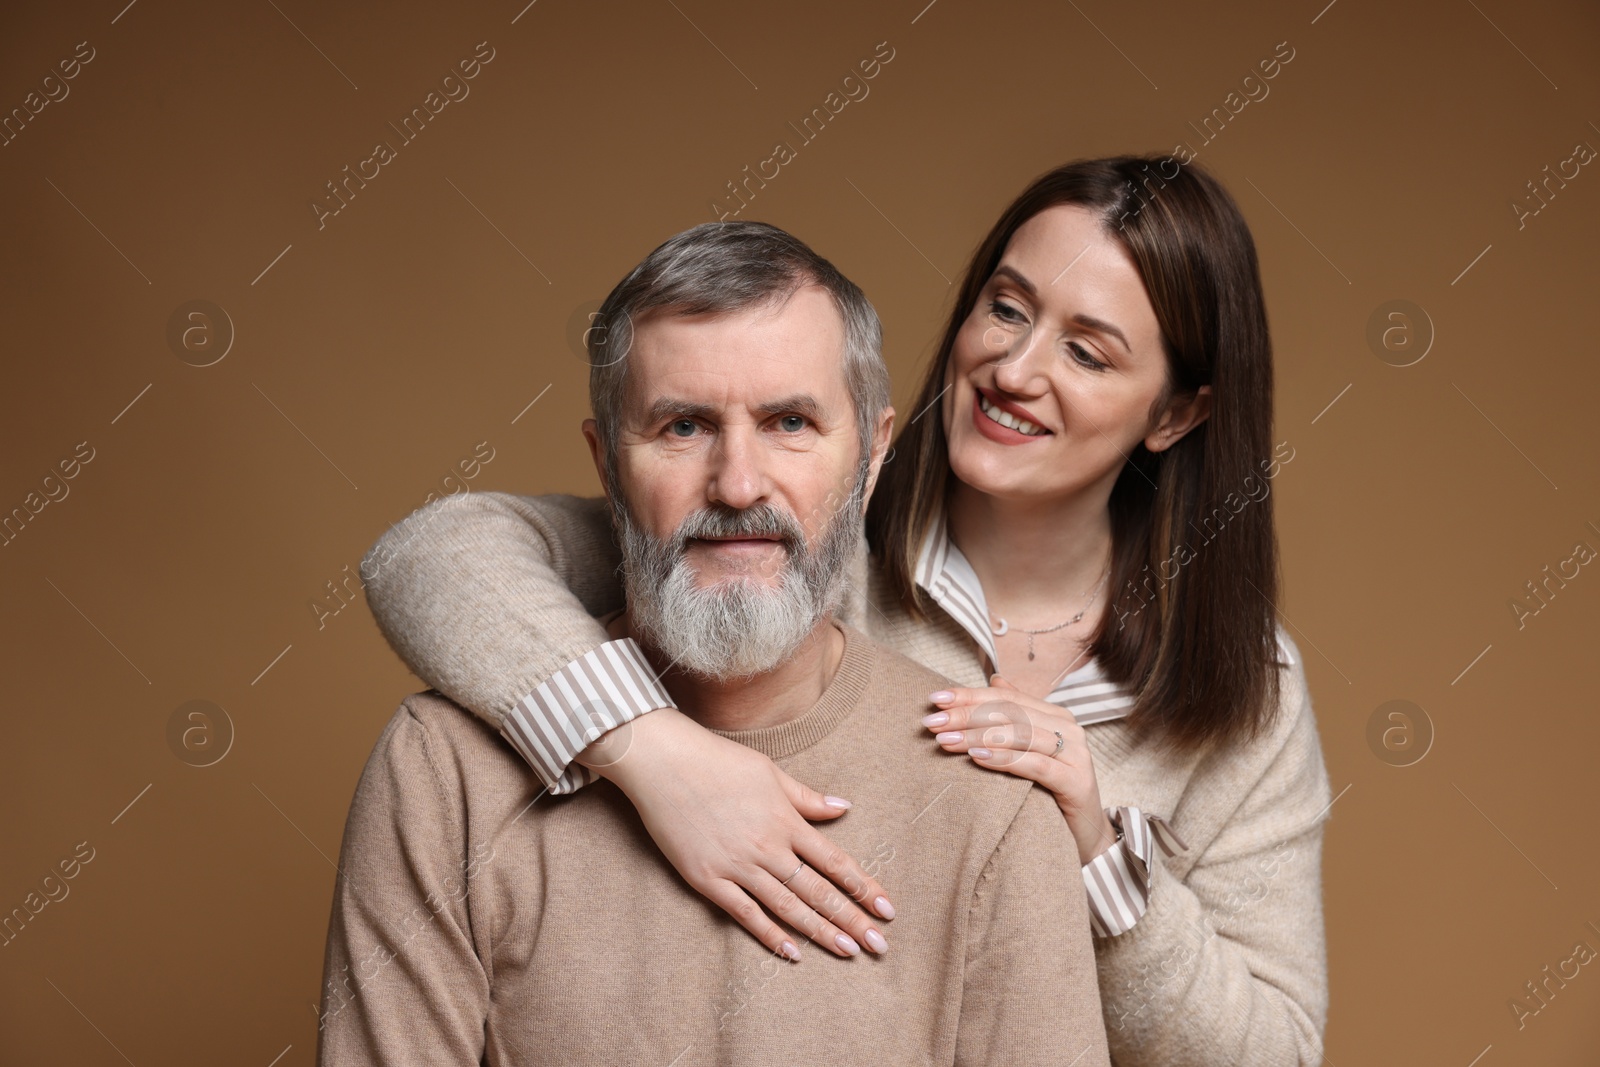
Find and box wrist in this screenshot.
[575,705,687,789]
[1079,810,1122,865]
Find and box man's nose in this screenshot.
[706,426,769,510]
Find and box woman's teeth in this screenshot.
[979,395,1046,436]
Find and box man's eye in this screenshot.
[778,415,807,433]
[669,419,698,437]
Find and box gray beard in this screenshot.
[615,470,866,683]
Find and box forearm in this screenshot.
[361,491,625,729]
[1093,823,1328,1065]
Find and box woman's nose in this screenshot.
[990,324,1050,392]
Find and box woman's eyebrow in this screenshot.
[991,264,1039,296]
[992,263,1131,354]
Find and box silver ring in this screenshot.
[1053,730,1065,756]
[780,862,805,885]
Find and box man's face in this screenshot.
[585,284,889,679]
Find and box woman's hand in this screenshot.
[923,676,1120,865]
[577,707,895,961]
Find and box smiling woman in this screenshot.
[876,161,1280,753]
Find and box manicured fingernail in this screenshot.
[922,712,949,728]
[863,928,888,953]
[824,795,852,809]
[936,731,963,744]
[780,940,801,961]
[875,896,896,919]
[929,691,954,703]
[835,933,861,955]
[970,747,992,758]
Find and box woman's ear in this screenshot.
[1145,385,1212,453]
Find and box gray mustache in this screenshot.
[674,504,805,553]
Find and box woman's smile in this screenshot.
[972,386,1051,441]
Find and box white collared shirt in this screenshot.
[913,514,1139,724]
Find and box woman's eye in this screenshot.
[777,415,807,433]
[987,299,1026,325]
[669,419,698,437]
[1068,342,1106,370]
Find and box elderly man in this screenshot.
[317,222,1110,1066]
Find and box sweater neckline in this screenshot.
[704,624,876,762]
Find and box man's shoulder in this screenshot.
[369,689,531,808]
[836,628,1042,842]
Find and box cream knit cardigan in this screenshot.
[361,491,1335,1065]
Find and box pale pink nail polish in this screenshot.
[922,712,949,728]
[929,690,954,703]
[875,896,896,920]
[937,731,963,744]
[824,795,852,809]
[864,928,888,953]
[780,940,801,961]
[835,933,861,955]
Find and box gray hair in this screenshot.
[586,222,889,481]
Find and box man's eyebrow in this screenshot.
[990,263,1132,354]
[641,397,716,425]
[755,394,825,421]
[640,394,829,425]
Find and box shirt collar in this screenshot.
[913,508,1134,724]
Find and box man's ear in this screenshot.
[1144,386,1212,453]
[860,406,896,504]
[582,419,610,495]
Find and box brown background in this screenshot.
[2,0,1597,1062]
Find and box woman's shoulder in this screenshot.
[1180,622,1333,853]
[1267,624,1322,757]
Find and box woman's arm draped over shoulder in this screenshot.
[360,491,672,793]
[360,490,900,955]
[1093,651,1333,1066]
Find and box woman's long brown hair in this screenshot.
[866,156,1287,755]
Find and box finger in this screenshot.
[967,748,1072,793]
[928,687,1007,709]
[982,717,1080,756]
[933,721,1043,755]
[749,863,869,958]
[924,698,1031,733]
[989,673,1021,691]
[785,853,890,955]
[774,768,854,822]
[792,822,895,925]
[793,825,896,934]
[699,879,805,962]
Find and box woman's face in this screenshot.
[941,203,1207,504]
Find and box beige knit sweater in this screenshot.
[319,624,1112,1066]
[361,491,1334,1065]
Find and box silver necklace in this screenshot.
[989,561,1111,661]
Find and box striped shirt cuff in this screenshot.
[1083,806,1191,938]
[497,638,676,795]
